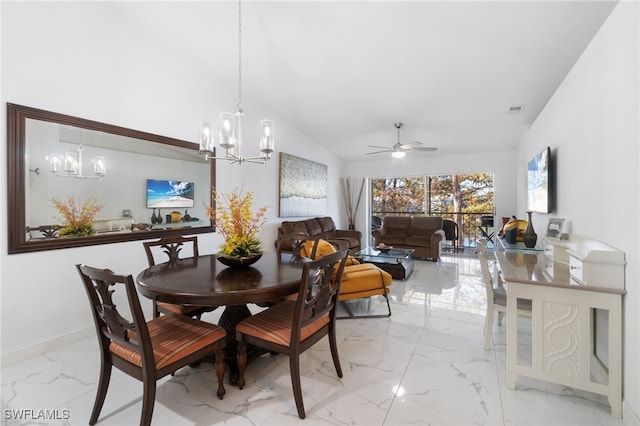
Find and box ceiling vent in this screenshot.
[509,105,524,114]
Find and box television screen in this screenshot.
[146,179,195,209]
[527,147,552,213]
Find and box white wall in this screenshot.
[0,2,342,359]
[518,2,639,419]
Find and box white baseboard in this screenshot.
[0,326,94,367]
[0,306,155,367]
[623,400,640,425]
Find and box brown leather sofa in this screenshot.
[278,217,362,255]
[372,216,445,261]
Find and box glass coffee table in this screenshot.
[354,247,415,280]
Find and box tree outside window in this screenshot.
[371,173,494,247]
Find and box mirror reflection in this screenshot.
[8,103,215,253]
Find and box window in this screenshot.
[371,173,494,248]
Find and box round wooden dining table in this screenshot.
[136,252,306,383]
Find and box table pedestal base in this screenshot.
[218,304,266,385]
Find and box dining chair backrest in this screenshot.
[143,235,199,267]
[477,237,532,350]
[477,237,494,289]
[277,232,320,259]
[77,263,152,364]
[293,250,349,340]
[143,235,211,318]
[478,237,500,350]
[76,263,227,425]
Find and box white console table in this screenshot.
[495,236,625,418]
[151,220,203,230]
[93,217,135,232]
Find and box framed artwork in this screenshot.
[279,153,327,217]
[545,218,565,239]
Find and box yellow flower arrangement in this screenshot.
[206,188,267,258]
[51,195,103,238]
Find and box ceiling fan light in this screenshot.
[392,150,405,159]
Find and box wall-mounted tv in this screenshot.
[146,179,195,209]
[527,147,552,214]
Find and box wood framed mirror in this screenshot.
[7,103,215,254]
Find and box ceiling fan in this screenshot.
[367,122,437,158]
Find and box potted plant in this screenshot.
[206,188,267,266]
[51,196,102,238]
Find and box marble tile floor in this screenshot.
[1,254,625,426]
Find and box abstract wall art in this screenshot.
[279,153,327,217]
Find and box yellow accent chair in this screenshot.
[301,239,393,318]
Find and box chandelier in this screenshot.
[199,0,274,165]
[48,144,106,179]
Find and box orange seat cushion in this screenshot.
[339,267,393,295]
[236,301,330,346]
[109,314,226,369]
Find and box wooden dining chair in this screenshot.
[143,235,216,318]
[299,238,393,319]
[477,238,532,350]
[76,264,227,426]
[276,231,320,258]
[254,233,321,308]
[235,250,349,419]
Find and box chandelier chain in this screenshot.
[237,0,243,112]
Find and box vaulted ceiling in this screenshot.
[117,1,617,162]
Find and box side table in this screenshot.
[354,247,415,280]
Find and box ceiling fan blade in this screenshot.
[400,141,423,148]
[409,146,438,152]
[366,123,437,156]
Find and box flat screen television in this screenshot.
[146,179,195,209]
[527,147,552,213]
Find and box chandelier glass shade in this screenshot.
[48,145,106,179]
[199,0,274,165]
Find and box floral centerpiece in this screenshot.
[206,188,267,265]
[51,195,102,238]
